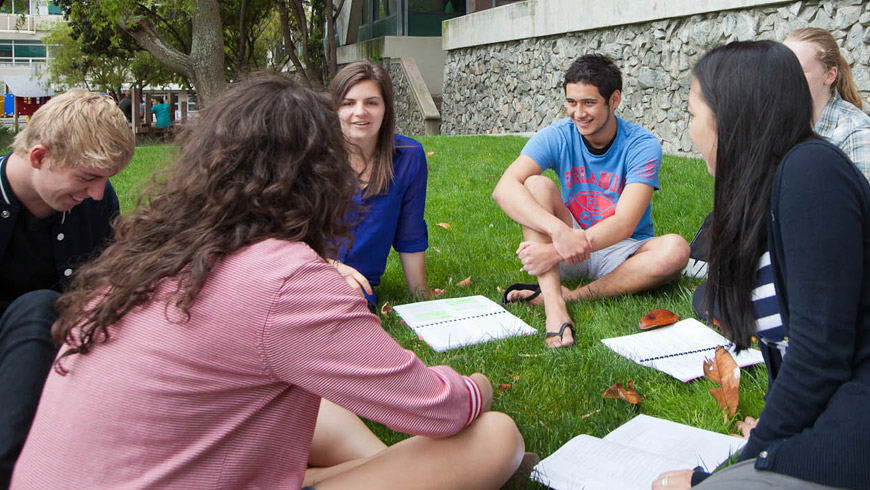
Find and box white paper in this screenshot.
[601,318,764,382]
[532,415,745,490]
[392,296,536,351]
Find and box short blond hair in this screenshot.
[12,88,134,172]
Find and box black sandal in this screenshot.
[545,322,576,348]
[501,282,542,305]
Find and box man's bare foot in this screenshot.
[544,320,575,348]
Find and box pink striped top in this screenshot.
[11,239,481,489]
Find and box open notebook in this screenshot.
[532,414,746,490]
[393,295,537,351]
[601,318,764,382]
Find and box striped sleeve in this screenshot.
[462,376,482,428]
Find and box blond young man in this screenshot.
[0,89,133,488]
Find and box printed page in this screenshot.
[601,318,764,381]
[393,296,536,351]
[604,414,745,472]
[531,434,689,490]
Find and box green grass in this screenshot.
[112,136,766,484]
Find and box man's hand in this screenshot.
[516,241,562,276]
[328,260,373,297]
[551,226,593,265]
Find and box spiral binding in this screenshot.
[414,311,507,329]
[638,343,732,364]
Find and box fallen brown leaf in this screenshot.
[703,346,740,421]
[457,275,472,287]
[497,383,512,394]
[426,151,435,156]
[603,380,641,404]
[428,288,445,297]
[380,301,392,315]
[639,308,680,330]
[436,222,453,231]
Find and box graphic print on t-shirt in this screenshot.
[567,191,616,229]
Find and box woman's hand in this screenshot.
[651,469,693,490]
[328,260,373,297]
[736,416,759,439]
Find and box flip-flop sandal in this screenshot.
[545,322,576,348]
[501,282,542,305]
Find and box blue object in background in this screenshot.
[4,94,13,116]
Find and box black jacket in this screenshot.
[739,139,870,489]
[0,154,119,292]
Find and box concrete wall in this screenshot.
[440,0,870,156]
[338,36,447,95]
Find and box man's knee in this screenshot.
[0,290,62,344]
[652,234,691,276]
[524,174,560,200]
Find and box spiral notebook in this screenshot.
[601,318,764,382]
[393,295,537,351]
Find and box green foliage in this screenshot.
[111,136,763,486]
[42,22,127,96]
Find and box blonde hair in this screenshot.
[786,27,863,110]
[12,88,135,171]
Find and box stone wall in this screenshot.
[441,0,870,156]
[387,58,428,136]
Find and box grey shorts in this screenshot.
[559,217,650,280]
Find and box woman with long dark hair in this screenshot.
[326,61,429,306]
[10,74,524,489]
[653,41,870,489]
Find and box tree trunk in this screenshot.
[120,0,226,106]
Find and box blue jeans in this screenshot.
[0,290,61,489]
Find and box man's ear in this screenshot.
[824,66,838,88]
[609,90,622,111]
[29,145,48,170]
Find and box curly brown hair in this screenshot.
[52,73,358,372]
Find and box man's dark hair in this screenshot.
[563,54,622,100]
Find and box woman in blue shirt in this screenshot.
[327,61,429,305]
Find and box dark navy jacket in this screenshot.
[740,140,870,489]
[0,154,119,291]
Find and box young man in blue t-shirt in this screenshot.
[493,54,689,348]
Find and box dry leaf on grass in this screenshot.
[497,383,512,394]
[380,301,392,315]
[457,276,472,287]
[436,222,453,231]
[703,346,740,421]
[603,380,641,404]
[426,151,435,156]
[639,308,680,330]
[428,288,445,297]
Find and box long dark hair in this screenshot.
[695,41,815,349]
[328,61,396,198]
[53,73,358,372]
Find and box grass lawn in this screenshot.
[112,135,766,486]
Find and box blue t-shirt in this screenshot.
[521,116,662,239]
[338,134,429,304]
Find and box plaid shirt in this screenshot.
[814,91,870,182]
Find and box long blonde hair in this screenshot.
[328,61,396,198]
[786,27,863,109]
